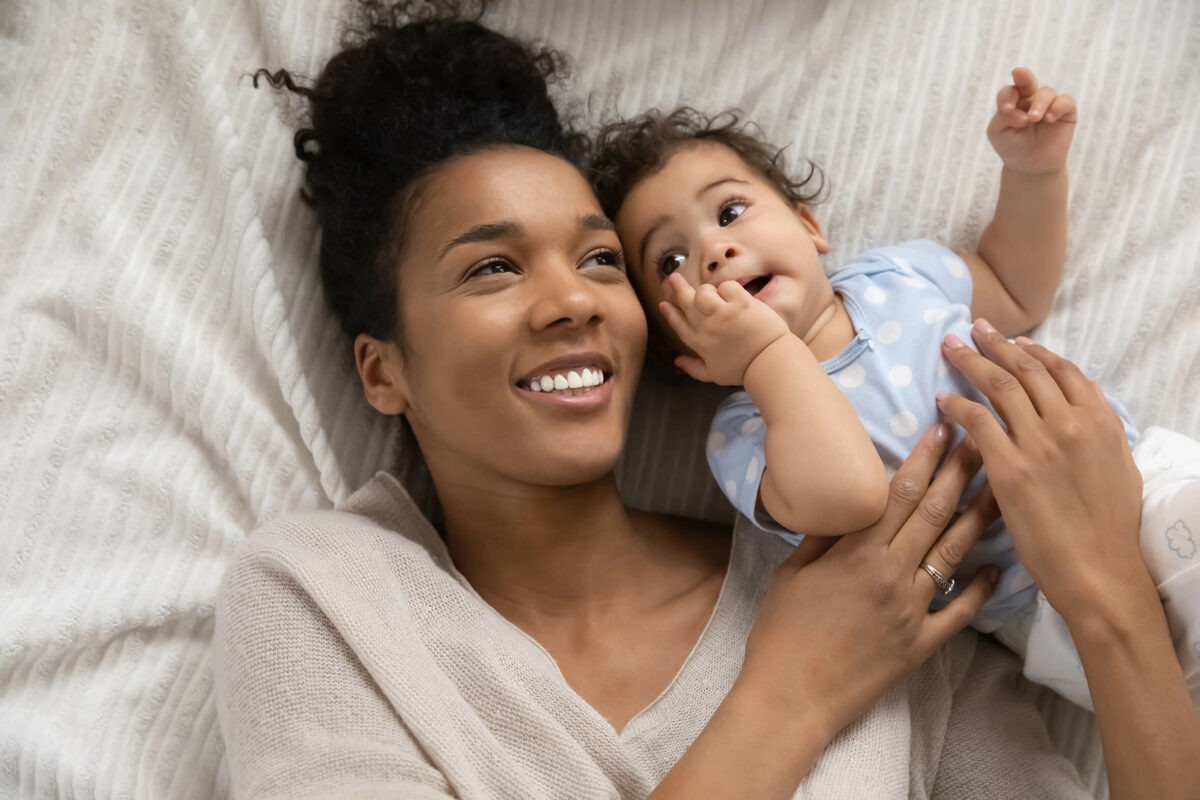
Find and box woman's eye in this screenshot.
[468,260,513,279]
[718,202,747,226]
[584,248,624,269]
[660,252,686,276]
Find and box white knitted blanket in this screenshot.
[1,0,1196,797]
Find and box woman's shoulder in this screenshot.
[217,472,456,632]
[231,472,447,571]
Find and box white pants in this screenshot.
[995,427,1200,710]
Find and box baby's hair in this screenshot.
[251,0,587,343]
[589,107,825,221]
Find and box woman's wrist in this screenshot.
[651,672,834,799]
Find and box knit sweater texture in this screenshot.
[214,472,1090,799]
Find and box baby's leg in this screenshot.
[1132,426,1200,708]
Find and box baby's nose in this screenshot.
[707,247,738,272]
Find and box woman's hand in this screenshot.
[654,425,1000,800]
[935,320,1146,620]
[935,319,1200,800]
[741,423,1000,742]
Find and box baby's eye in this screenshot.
[659,252,687,277]
[718,202,747,226]
[468,259,514,279]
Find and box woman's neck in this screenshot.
[437,473,672,622]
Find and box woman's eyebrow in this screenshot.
[439,220,524,259]
[581,213,614,232]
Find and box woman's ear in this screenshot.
[794,204,830,254]
[355,333,409,416]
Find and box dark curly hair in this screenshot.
[589,107,825,221]
[252,0,588,343]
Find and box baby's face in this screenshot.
[614,142,832,352]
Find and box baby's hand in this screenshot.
[659,273,791,385]
[987,67,1076,174]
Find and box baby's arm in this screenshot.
[660,275,888,535]
[959,68,1076,336]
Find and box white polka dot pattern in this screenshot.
[889,365,912,387]
[890,411,920,438]
[740,417,764,435]
[877,321,902,344]
[838,364,866,387]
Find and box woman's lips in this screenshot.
[517,372,615,410]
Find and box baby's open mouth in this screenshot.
[742,275,772,297]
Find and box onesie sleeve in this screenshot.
[707,391,799,540]
[839,239,974,308]
[884,239,973,307]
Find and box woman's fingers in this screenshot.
[914,484,1000,605]
[863,424,956,545]
[935,391,1013,458]
[940,331,1039,430]
[1012,338,1100,408]
[891,435,983,563]
[968,320,1070,419]
[918,566,999,651]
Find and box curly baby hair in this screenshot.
[589,107,826,221]
[252,0,588,342]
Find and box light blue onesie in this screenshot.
[707,240,1139,632]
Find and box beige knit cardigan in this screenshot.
[214,472,1090,799]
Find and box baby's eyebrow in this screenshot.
[698,177,748,197]
[637,177,751,268]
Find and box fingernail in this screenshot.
[934,421,950,440]
[973,318,997,334]
[1002,103,1014,111]
[1014,335,1033,346]
[1044,113,1055,122]
[943,334,965,349]
[985,565,1000,586]
[1028,109,1042,120]
[935,393,950,409]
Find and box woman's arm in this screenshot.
[651,425,1000,799]
[937,320,1200,800]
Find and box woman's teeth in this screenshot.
[526,367,607,396]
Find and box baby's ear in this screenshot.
[793,204,830,254]
[355,334,410,416]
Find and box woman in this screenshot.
[215,3,1199,797]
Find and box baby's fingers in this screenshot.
[658,300,697,345]
[995,84,1028,127]
[1011,67,1038,99]
[1025,85,1058,122]
[673,354,714,383]
[666,273,696,311]
[1043,93,1077,124]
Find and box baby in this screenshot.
[591,68,1200,709]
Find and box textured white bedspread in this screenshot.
[1,0,1197,797]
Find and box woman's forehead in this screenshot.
[412,147,602,254]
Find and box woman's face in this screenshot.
[360,146,647,492]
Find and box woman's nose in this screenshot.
[528,266,603,331]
